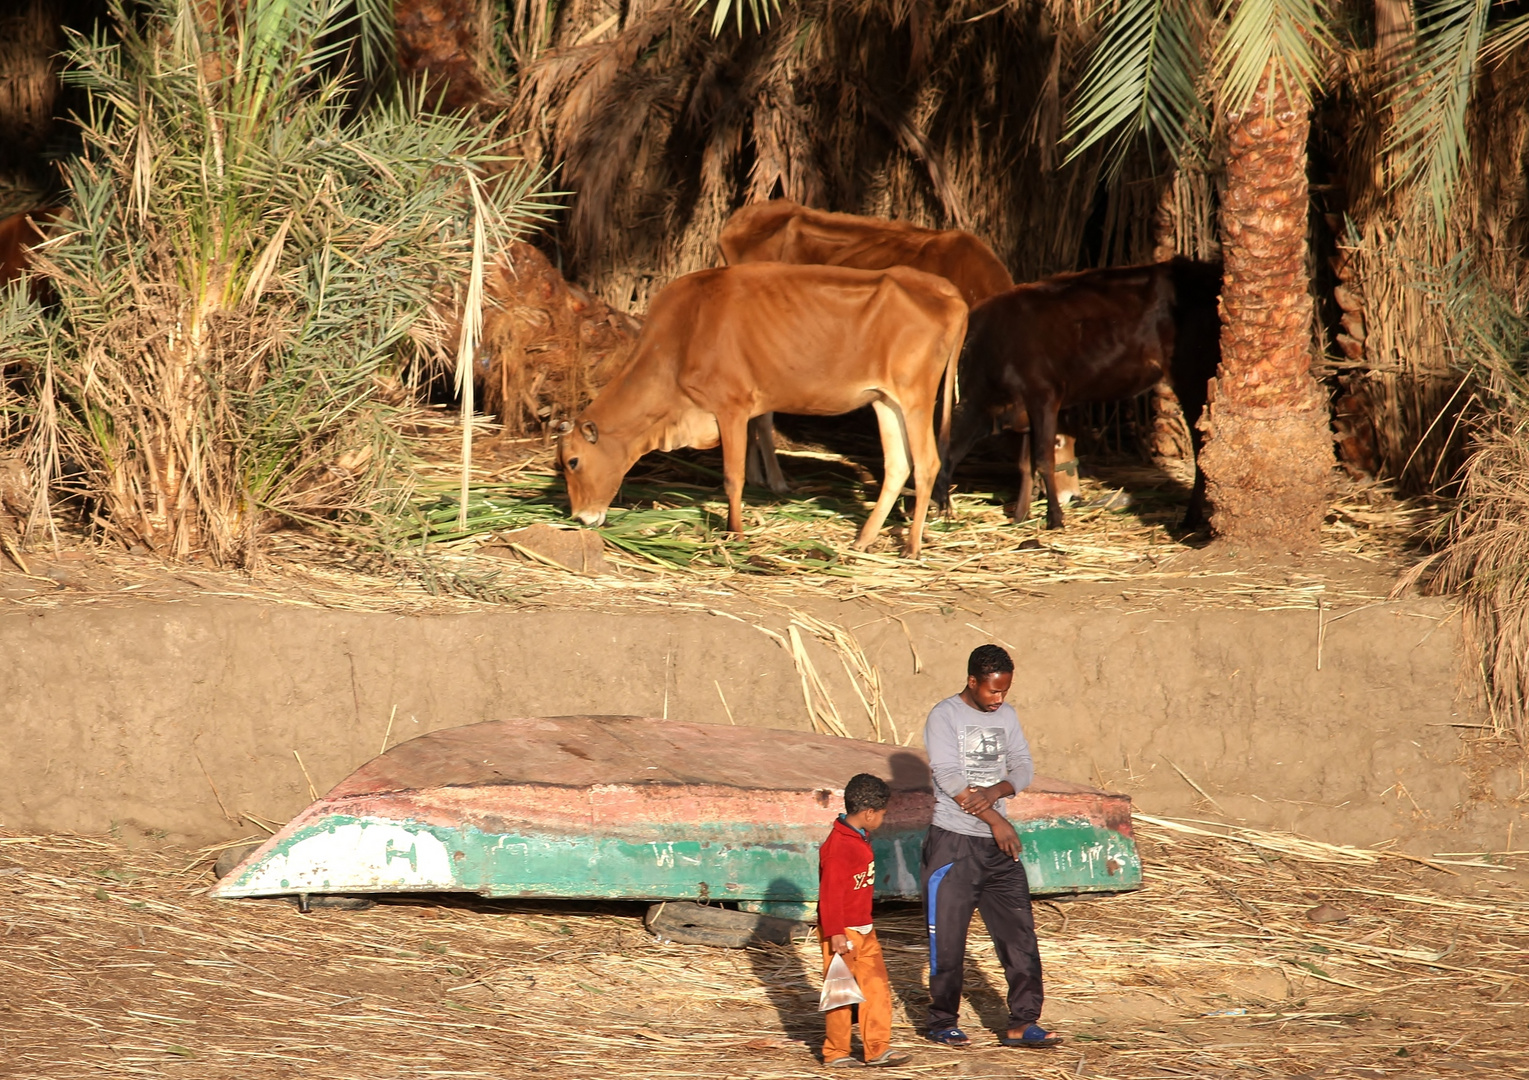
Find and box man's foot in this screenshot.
[865,1050,912,1067]
[925,1027,970,1047]
[825,1055,864,1068]
[997,1023,1063,1048]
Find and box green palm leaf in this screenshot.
[1214,0,1331,118]
[1064,0,1208,172]
[1482,10,1529,62]
[1386,0,1492,227]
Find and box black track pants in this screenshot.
[920,824,1044,1032]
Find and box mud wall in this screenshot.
[0,593,1506,851]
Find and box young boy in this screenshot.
[817,772,912,1068]
[919,644,1062,1049]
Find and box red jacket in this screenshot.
[818,816,876,938]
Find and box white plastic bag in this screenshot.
[818,952,866,1011]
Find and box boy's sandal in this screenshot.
[925,1027,970,1047]
[825,1056,865,1068]
[865,1050,912,1067]
[997,1023,1063,1049]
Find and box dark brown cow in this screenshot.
[0,207,61,297]
[937,257,1222,530]
[719,199,1012,494]
[557,262,967,557]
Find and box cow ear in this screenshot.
[581,420,599,444]
[556,420,573,436]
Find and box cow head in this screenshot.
[556,417,628,527]
[1053,434,1081,506]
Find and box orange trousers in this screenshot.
[820,927,893,1062]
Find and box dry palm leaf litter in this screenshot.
[2,817,1525,1079]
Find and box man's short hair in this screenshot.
[844,773,891,814]
[968,643,1015,679]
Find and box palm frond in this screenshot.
[691,0,784,36]
[1064,0,1208,173]
[1214,0,1331,117]
[1385,0,1492,229]
[1482,9,1529,65]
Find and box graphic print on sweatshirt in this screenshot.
[959,726,1007,786]
[853,861,877,891]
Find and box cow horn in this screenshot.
[556,420,572,435]
[581,420,599,444]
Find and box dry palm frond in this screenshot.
[1424,257,1529,737]
[511,0,1113,311]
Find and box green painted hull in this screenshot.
[212,717,1142,904]
[218,814,1139,901]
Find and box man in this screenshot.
[920,644,1062,1049]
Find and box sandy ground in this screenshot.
[2,818,1526,1080]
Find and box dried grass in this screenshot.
[0,410,1432,627]
[1,816,1525,1078]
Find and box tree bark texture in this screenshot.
[395,0,489,112]
[1198,74,1333,549]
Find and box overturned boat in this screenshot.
[212,716,1141,915]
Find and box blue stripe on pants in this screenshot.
[925,862,953,976]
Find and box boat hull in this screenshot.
[212,716,1141,904]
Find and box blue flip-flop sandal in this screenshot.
[998,1023,1063,1048]
[926,1027,970,1047]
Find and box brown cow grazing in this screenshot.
[937,257,1222,531]
[719,199,1012,494]
[556,263,967,557]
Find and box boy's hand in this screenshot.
[989,818,1023,860]
[830,934,853,955]
[955,782,1013,816]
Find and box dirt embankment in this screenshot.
[0,582,1511,852]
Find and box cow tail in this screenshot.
[937,310,963,462]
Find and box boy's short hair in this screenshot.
[844,773,891,814]
[968,643,1015,679]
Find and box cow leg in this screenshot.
[904,404,942,560]
[855,399,913,553]
[1013,430,1034,523]
[1033,402,1066,530]
[745,413,792,496]
[933,401,989,513]
[720,414,752,536]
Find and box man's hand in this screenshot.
[955,782,1014,816]
[830,933,853,955]
[989,817,1023,860]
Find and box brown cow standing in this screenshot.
[719,200,1013,306]
[557,263,967,557]
[718,199,1030,496]
[937,257,1222,531]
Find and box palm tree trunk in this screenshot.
[1198,73,1333,548]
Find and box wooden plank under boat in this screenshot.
[211,716,1141,908]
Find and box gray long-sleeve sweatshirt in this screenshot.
[922,694,1035,837]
